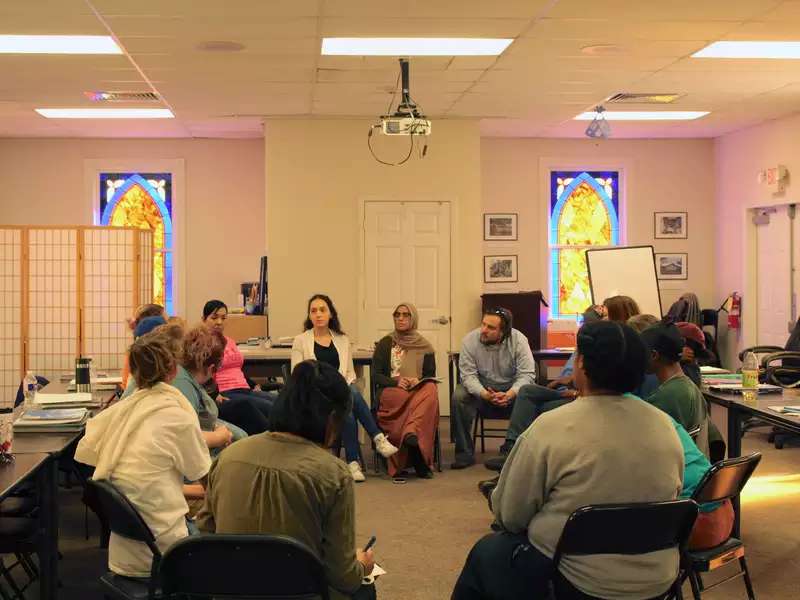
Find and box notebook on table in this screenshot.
[707,383,783,395]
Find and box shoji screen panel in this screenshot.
[27,228,79,382]
[83,228,137,372]
[136,230,154,307]
[0,229,22,409]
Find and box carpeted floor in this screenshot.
[32,410,800,599]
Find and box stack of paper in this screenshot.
[707,383,783,395]
[700,366,733,375]
[68,376,122,391]
[14,408,89,432]
[33,392,101,409]
[768,405,800,415]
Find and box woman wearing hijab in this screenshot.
[372,302,438,479]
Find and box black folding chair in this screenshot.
[471,402,513,454]
[160,534,330,599]
[88,479,161,600]
[551,500,699,600]
[681,453,762,600]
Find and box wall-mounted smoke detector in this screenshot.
[85,91,160,102]
[606,92,683,104]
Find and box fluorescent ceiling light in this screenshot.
[321,37,512,56]
[574,111,709,121]
[692,41,800,59]
[36,108,174,119]
[0,35,121,54]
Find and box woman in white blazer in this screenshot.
[291,294,398,481]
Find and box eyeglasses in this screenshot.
[393,311,412,319]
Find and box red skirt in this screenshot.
[377,383,439,477]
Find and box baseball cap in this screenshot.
[676,321,706,348]
[640,322,684,362]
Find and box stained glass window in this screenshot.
[549,171,620,319]
[99,173,173,314]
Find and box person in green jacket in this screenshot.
[642,320,710,457]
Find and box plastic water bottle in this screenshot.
[22,371,37,410]
[741,351,759,407]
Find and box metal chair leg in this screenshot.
[480,416,486,453]
[688,569,702,600]
[740,557,756,600]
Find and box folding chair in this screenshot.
[680,453,762,600]
[551,500,698,600]
[87,479,161,600]
[160,534,330,599]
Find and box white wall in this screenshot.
[714,113,800,367]
[0,138,265,322]
[265,119,483,347]
[481,137,717,329]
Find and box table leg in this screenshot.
[449,357,455,443]
[726,404,743,538]
[37,455,58,600]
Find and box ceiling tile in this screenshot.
[545,0,783,22]
[92,0,320,18]
[321,17,529,38]
[322,0,553,19]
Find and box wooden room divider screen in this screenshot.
[0,226,153,409]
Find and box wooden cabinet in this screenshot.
[481,291,549,350]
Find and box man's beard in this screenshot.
[480,335,500,346]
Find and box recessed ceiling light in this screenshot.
[692,41,800,59]
[35,108,174,119]
[0,35,121,54]
[321,37,512,56]
[574,110,709,121]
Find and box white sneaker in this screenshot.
[348,461,366,482]
[373,433,399,458]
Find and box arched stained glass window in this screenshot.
[549,171,620,319]
[99,173,174,314]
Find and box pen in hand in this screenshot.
[363,536,377,552]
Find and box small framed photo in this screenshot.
[484,255,518,283]
[654,212,687,239]
[655,253,688,280]
[484,213,518,241]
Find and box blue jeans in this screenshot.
[342,384,381,463]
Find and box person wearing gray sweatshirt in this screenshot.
[452,320,685,600]
[450,308,537,468]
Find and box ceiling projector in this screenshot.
[381,116,431,136]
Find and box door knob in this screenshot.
[433,315,450,325]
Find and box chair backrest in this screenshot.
[552,500,698,568]
[738,345,784,363]
[87,479,160,555]
[762,351,800,387]
[692,453,761,505]
[160,534,330,600]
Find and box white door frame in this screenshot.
[357,195,456,349]
[84,159,186,317]
[743,200,798,351]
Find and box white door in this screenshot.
[756,205,792,347]
[361,201,451,413]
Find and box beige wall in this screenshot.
[0,138,265,322]
[481,137,716,330]
[714,113,800,367]
[265,119,483,346]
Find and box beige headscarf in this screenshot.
[391,302,434,377]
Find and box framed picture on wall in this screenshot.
[655,253,688,280]
[484,255,518,283]
[484,213,518,241]
[654,212,687,239]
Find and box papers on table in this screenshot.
[707,383,783,395]
[33,392,100,408]
[700,366,733,375]
[768,405,800,415]
[68,375,122,391]
[14,407,89,432]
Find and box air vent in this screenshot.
[606,93,683,104]
[84,91,160,102]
